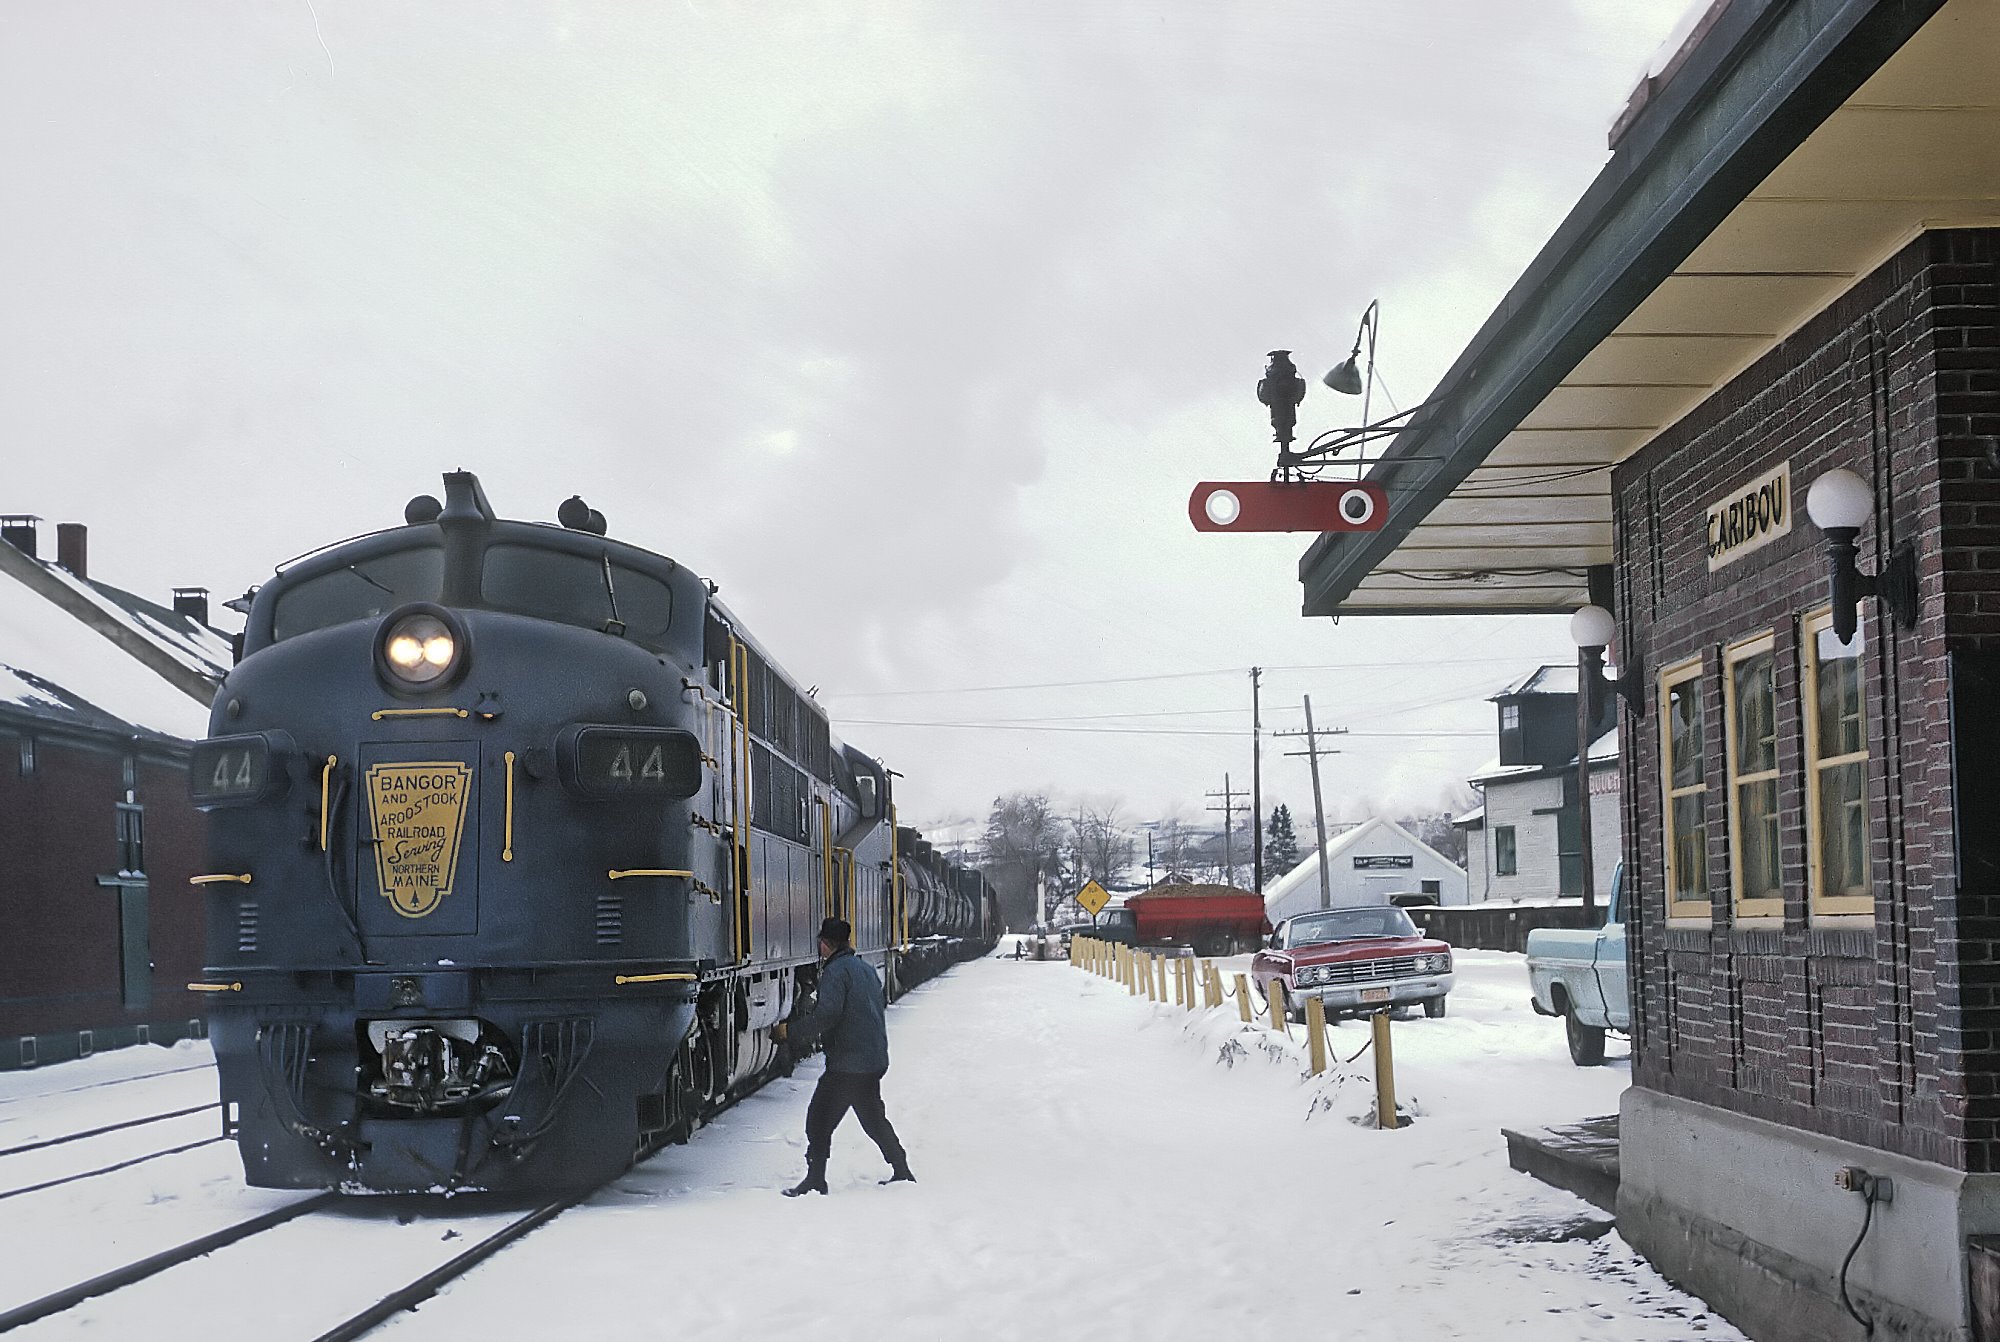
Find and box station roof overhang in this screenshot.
[1298,0,2000,618]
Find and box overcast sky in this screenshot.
[1,1,1696,845]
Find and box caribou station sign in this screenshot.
[1705,461,1792,571]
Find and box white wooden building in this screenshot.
[1263,816,1468,922]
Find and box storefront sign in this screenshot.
[1352,854,1414,870]
[1705,462,1792,571]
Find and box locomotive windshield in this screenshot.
[266,537,677,649]
[271,546,445,642]
[480,544,674,648]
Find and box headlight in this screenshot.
[377,607,464,688]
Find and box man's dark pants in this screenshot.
[805,1068,905,1167]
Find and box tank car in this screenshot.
[188,471,993,1192]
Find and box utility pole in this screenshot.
[1576,648,1598,922]
[1251,666,1264,895]
[1276,696,1347,909]
[1205,774,1251,887]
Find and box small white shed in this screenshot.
[1264,816,1469,922]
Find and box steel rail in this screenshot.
[0,1194,335,1333]
[0,1062,213,1107]
[308,1196,582,1342]
[0,1102,218,1159]
[0,1136,228,1204]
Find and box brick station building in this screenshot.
[1295,3,2000,1339]
[0,516,228,1069]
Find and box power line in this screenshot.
[819,654,1541,700]
[839,718,1489,740]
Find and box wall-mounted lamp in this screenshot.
[1803,467,1917,644]
[1323,299,1381,433]
[1570,603,1644,715]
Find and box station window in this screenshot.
[1803,610,1873,917]
[1724,633,1782,918]
[17,736,33,778]
[1494,825,1518,877]
[1659,657,1709,920]
[1499,702,1522,761]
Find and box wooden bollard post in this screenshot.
[1183,959,1197,1012]
[1205,963,1220,1008]
[1306,996,1328,1075]
[1267,980,1288,1035]
[1372,1010,1399,1128]
[1234,973,1254,1023]
[1154,956,1167,1001]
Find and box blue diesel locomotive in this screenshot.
[189,471,994,1192]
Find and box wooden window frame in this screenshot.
[1659,655,1710,922]
[1801,608,1874,918]
[1494,824,1518,877]
[1723,632,1783,919]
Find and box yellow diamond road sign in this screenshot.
[1077,880,1111,917]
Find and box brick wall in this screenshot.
[1611,228,2000,1169]
[0,726,208,1045]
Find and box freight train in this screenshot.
[188,471,995,1192]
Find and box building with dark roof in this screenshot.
[1459,665,1619,905]
[0,516,227,1069]
[1285,2,2000,1338]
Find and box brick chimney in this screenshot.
[172,587,210,626]
[1,515,39,558]
[56,523,87,580]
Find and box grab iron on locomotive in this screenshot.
[188,471,996,1193]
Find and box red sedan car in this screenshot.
[1251,905,1454,1021]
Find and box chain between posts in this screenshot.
[1067,936,1401,1126]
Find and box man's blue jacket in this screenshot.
[792,947,890,1075]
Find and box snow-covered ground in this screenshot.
[0,950,1739,1340]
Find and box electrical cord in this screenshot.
[1838,1182,1880,1336]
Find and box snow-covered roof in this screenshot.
[0,548,221,742]
[1490,664,1579,700]
[1262,816,1460,913]
[1467,758,1544,785]
[1452,805,1485,828]
[1585,724,1619,764]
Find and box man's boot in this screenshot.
[880,1161,915,1185]
[783,1161,828,1197]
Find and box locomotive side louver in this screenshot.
[237,901,259,955]
[595,893,623,946]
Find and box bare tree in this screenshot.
[1067,804,1136,886]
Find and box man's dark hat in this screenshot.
[819,916,852,946]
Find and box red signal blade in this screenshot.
[1188,481,1388,533]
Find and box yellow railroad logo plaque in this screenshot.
[1077,880,1111,917]
[365,761,474,918]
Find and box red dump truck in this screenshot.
[1092,884,1270,957]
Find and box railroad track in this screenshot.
[0,1074,769,1339]
[0,1061,214,1108]
[0,1103,225,1202]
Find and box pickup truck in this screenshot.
[1525,864,1628,1066]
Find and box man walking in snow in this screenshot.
[776,916,914,1196]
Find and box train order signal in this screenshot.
[1187,481,1388,533]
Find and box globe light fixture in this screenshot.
[1569,602,1643,715]
[1804,466,1917,644]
